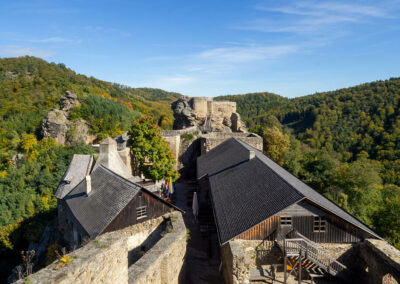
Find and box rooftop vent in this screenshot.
[249,150,255,160]
[86,175,91,195]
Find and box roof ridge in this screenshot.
[97,164,141,189]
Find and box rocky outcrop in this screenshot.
[172,96,247,133]
[60,91,79,111]
[42,109,69,144]
[41,91,95,144]
[172,97,197,129]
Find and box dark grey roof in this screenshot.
[64,165,141,238]
[55,155,94,199]
[209,157,303,244]
[198,138,383,244]
[197,138,250,179]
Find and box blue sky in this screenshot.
[1,0,400,97]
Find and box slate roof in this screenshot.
[54,154,94,199]
[64,165,141,238]
[198,138,383,244]
[209,158,303,244]
[197,138,250,179]
[63,165,182,238]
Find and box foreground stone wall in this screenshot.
[15,233,128,284]
[128,212,187,284]
[16,212,186,284]
[357,239,400,284]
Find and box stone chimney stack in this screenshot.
[99,137,118,154]
[86,175,91,195]
[249,150,255,160]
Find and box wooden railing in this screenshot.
[282,232,347,276]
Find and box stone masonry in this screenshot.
[128,211,187,284]
[15,233,128,284]
[16,212,186,284]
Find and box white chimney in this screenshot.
[249,150,255,160]
[86,175,91,195]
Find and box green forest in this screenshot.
[217,78,400,248]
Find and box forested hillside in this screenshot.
[0,56,181,279]
[217,78,400,248]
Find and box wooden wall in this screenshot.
[291,215,365,243]
[234,216,279,240]
[102,190,173,234]
[234,200,374,243]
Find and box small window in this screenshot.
[280,216,292,226]
[313,216,326,232]
[136,206,147,219]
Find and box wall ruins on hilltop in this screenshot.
[163,97,262,176]
[172,96,247,133]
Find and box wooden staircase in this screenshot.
[277,230,347,279]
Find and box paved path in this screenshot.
[175,180,224,284]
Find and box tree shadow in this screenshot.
[0,209,57,283]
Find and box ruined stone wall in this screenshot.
[128,212,187,284]
[162,135,181,170]
[211,101,236,119]
[16,233,128,284]
[161,126,198,137]
[357,239,400,284]
[17,212,186,284]
[221,240,259,284]
[200,132,263,154]
[190,97,211,118]
[162,127,200,173]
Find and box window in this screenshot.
[280,216,292,226]
[136,206,147,219]
[313,216,326,232]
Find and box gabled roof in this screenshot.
[64,165,141,238]
[209,157,303,244]
[63,165,182,238]
[54,154,94,199]
[198,138,383,244]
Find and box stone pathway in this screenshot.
[174,180,224,284]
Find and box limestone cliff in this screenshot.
[172,96,247,133]
[41,91,95,144]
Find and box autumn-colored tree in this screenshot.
[129,116,179,182]
[263,127,290,165]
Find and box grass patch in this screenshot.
[181,131,198,142]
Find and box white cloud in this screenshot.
[197,45,299,63]
[0,46,54,58]
[245,1,392,35]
